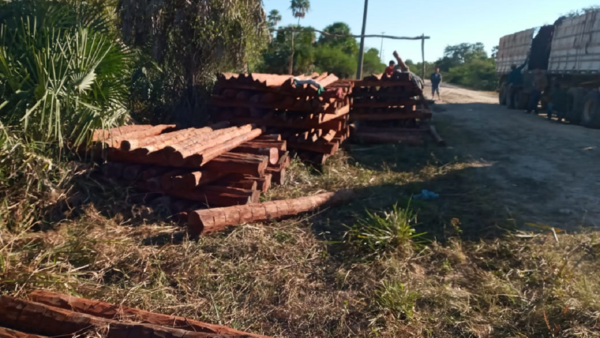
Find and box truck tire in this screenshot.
[582,91,600,129]
[499,84,507,105]
[566,88,587,124]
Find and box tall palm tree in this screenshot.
[288,0,310,74]
[268,9,282,26]
[267,9,282,39]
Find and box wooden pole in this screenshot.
[421,34,426,81]
[356,0,369,79]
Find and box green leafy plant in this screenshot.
[344,203,426,256]
[375,280,420,321]
[0,0,131,149]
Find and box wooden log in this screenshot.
[242,140,286,151]
[266,167,286,186]
[256,134,282,141]
[187,190,354,236]
[136,183,255,207]
[0,296,246,338]
[122,164,145,181]
[321,129,337,142]
[230,147,279,165]
[204,153,268,177]
[287,140,339,155]
[146,169,187,191]
[213,180,258,191]
[167,125,254,165]
[429,125,446,146]
[122,126,212,152]
[96,124,175,149]
[0,327,48,338]
[92,124,151,142]
[185,128,263,167]
[166,170,226,191]
[218,116,345,131]
[353,132,425,145]
[349,110,432,121]
[28,290,271,337]
[102,162,126,179]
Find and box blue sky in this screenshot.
[264,0,599,63]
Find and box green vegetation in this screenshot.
[436,42,497,90]
[0,1,598,337]
[0,0,130,148]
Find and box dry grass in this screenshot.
[1,139,599,337]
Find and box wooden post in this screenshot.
[356,0,369,79]
[421,34,426,81]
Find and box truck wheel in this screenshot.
[566,88,587,124]
[582,91,600,128]
[499,85,507,105]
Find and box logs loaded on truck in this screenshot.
[496,9,600,128]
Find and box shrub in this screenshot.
[0,0,131,148]
[344,203,425,256]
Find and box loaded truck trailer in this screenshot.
[496,10,600,128]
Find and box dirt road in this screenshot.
[431,83,600,231]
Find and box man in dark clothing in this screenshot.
[385,61,396,76]
[506,55,529,109]
[430,68,442,100]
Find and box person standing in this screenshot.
[506,54,529,109]
[546,82,568,121]
[430,68,442,100]
[526,69,547,114]
[385,60,396,76]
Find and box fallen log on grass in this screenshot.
[187,189,355,237]
[28,290,271,338]
[0,296,247,338]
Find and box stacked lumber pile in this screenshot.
[0,290,271,337]
[92,123,291,211]
[211,73,353,165]
[350,72,444,145]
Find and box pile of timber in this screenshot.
[0,290,271,337]
[91,123,291,215]
[350,72,444,145]
[211,73,353,165]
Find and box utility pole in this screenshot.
[380,31,385,63]
[356,0,369,79]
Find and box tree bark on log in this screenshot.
[187,190,354,237]
[230,147,279,165]
[203,153,268,177]
[0,296,247,338]
[0,327,48,338]
[27,290,270,338]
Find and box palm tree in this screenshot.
[288,0,310,74]
[267,9,282,39]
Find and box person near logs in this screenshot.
[391,51,424,89]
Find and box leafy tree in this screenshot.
[314,46,356,78]
[288,0,311,74]
[118,0,268,125]
[436,42,497,90]
[0,0,130,148]
[362,48,386,75]
[318,22,358,55]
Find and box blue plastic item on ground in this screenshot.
[414,189,439,200]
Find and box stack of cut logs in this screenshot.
[0,290,271,337]
[350,72,444,145]
[92,123,291,212]
[211,73,353,165]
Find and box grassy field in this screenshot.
[1,135,599,337]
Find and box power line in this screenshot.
[276,27,430,41]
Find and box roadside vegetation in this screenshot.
[0,0,598,337]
